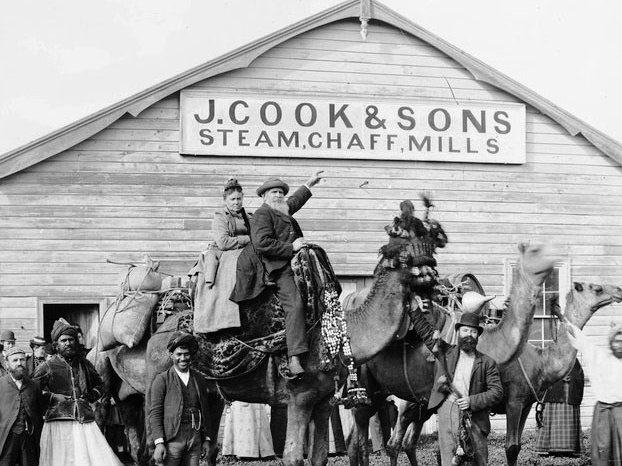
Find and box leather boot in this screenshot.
[288,355,305,376]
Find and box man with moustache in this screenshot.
[0,347,45,466]
[148,332,211,466]
[409,309,503,466]
[250,171,324,376]
[33,319,123,466]
[567,321,622,465]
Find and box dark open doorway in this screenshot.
[42,302,100,350]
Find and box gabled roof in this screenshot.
[1,0,620,179]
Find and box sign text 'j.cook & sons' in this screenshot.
[180,92,526,164]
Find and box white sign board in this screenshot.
[180,91,526,164]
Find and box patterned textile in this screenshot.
[177,245,340,380]
[535,402,584,454]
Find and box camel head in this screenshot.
[516,242,555,288]
[564,282,622,328]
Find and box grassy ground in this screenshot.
[217,429,591,466]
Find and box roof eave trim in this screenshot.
[370,2,622,165]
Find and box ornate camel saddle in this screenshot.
[173,245,341,379]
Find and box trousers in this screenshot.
[591,401,622,466]
[0,431,38,466]
[273,266,308,356]
[164,422,202,466]
[437,398,488,466]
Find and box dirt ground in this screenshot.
[216,429,592,466]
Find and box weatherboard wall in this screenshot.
[0,19,620,432]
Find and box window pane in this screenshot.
[545,269,559,291]
[534,296,546,316]
[543,292,559,317]
[542,319,555,341]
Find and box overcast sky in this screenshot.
[1,0,621,156]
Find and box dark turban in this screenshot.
[50,319,78,342]
[167,331,198,355]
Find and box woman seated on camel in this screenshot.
[190,179,253,333]
[212,178,252,253]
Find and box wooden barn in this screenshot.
[0,0,620,433]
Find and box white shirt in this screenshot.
[452,351,475,398]
[11,376,23,390]
[567,324,622,404]
[174,367,190,386]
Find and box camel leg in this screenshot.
[402,417,427,466]
[204,391,225,466]
[347,405,374,466]
[505,402,529,466]
[283,393,315,466]
[118,395,148,466]
[309,397,333,466]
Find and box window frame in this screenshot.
[503,258,571,348]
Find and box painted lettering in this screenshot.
[429,109,450,132]
[260,102,282,126]
[494,111,511,134]
[329,104,353,128]
[229,100,249,125]
[295,103,317,127]
[397,106,416,130]
[194,99,215,124]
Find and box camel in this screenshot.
[98,252,420,466]
[500,281,622,466]
[347,242,556,466]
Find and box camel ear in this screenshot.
[574,282,583,292]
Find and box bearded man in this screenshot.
[567,322,622,465]
[33,319,123,466]
[250,170,324,376]
[410,309,503,466]
[0,347,44,466]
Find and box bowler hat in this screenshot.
[0,330,16,342]
[256,178,289,197]
[455,312,484,335]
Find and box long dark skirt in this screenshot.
[590,401,622,466]
[535,402,584,454]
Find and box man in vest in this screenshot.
[148,332,211,466]
[250,171,324,375]
[33,319,122,466]
[410,309,503,465]
[0,347,44,466]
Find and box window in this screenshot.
[504,259,570,348]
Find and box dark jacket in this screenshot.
[543,360,584,405]
[411,309,503,435]
[25,354,45,378]
[33,354,104,423]
[250,185,312,274]
[0,375,45,453]
[148,367,210,443]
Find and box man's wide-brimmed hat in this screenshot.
[256,178,289,197]
[0,330,16,342]
[455,312,484,335]
[461,291,495,314]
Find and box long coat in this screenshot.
[250,185,312,274]
[0,374,45,454]
[410,309,503,435]
[148,367,210,443]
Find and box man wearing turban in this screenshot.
[148,331,211,466]
[567,322,622,466]
[33,319,123,466]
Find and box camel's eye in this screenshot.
[591,284,603,294]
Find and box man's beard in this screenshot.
[458,335,478,354]
[612,347,622,359]
[266,198,289,215]
[59,346,77,359]
[8,366,25,380]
